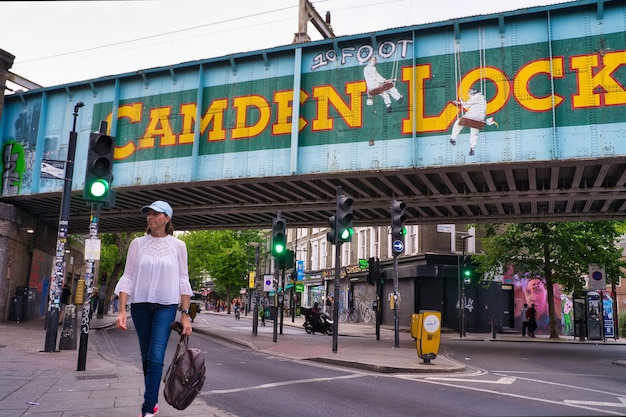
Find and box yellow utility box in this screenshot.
[411,310,441,364]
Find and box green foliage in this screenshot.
[620,312,626,338]
[475,221,626,293]
[179,229,264,301]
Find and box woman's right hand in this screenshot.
[116,310,127,330]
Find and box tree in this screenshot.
[180,230,264,309]
[98,232,141,309]
[474,221,626,339]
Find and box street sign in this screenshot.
[437,224,454,233]
[297,260,304,281]
[393,240,404,253]
[41,159,65,179]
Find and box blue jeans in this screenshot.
[131,303,177,415]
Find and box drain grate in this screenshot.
[76,374,119,381]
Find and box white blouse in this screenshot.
[114,234,193,304]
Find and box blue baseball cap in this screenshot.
[140,200,173,218]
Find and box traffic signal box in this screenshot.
[462,255,473,283]
[327,215,337,245]
[337,195,354,243]
[391,200,407,254]
[84,130,114,203]
[327,194,354,245]
[272,217,287,258]
[367,257,379,285]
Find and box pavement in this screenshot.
[1,310,625,417]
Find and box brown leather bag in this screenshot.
[163,322,206,410]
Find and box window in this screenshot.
[311,241,319,270]
[320,239,328,268]
[358,228,367,259]
[341,242,350,266]
[408,225,418,254]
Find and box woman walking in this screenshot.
[114,200,193,417]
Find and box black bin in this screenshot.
[16,286,31,321]
[9,295,23,322]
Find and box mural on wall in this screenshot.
[1,104,41,196]
[512,270,571,336]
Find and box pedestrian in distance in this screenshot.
[114,200,193,417]
[527,303,538,338]
[259,295,269,326]
[520,303,529,337]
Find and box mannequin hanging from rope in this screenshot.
[363,55,403,113]
[449,87,498,156]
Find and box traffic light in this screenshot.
[337,194,354,243]
[272,216,287,258]
[327,214,337,245]
[390,200,407,254]
[367,257,379,285]
[84,130,114,203]
[278,249,295,270]
[462,255,472,282]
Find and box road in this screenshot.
[93,314,626,417]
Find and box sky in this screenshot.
[2,0,570,90]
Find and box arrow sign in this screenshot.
[393,240,404,253]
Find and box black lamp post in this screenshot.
[44,101,84,352]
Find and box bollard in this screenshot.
[491,315,496,339]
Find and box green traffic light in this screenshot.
[399,226,407,236]
[89,179,109,198]
[339,227,353,241]
[463,269,472,277]
[274,243,285,254]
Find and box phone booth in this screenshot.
[586,291,603,341]
[573,292,586,341]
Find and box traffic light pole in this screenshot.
[77,203,101,371]
[44,101,84,352]
[331,185,342,353]
[393,253,400,349]
[332,239,341,353]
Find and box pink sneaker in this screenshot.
[138,404,159,417]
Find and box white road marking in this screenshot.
[425,376,516,384]
[203,373,364,395]
[564,398,626,408]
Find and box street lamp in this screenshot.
[44,101,84,352]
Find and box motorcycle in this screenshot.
[301,307,333,335]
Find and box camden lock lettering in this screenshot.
[105,49,626,162]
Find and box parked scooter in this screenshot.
[301,307,333,335]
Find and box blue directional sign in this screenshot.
[393,240,404,253]
[297,260,304,281]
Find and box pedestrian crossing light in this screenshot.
[337,194,354,243]
[272,216,287,257]
[84,129,114,203]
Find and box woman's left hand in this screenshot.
[180,313,193,336]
